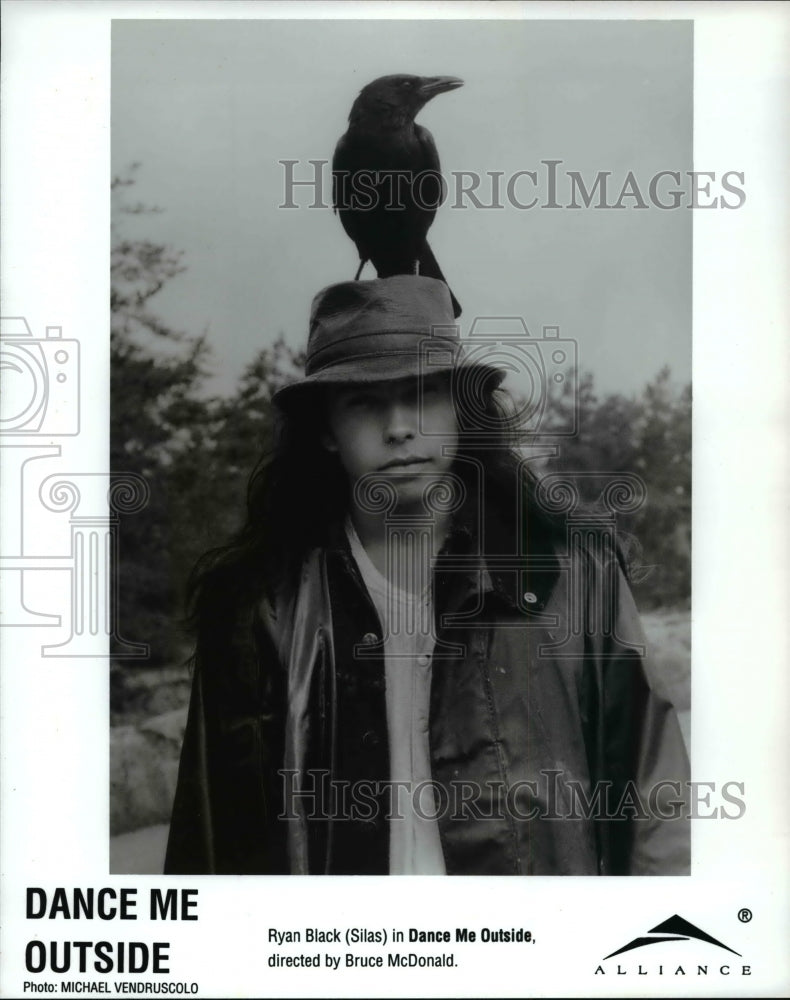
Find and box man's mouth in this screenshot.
[379,457,430,471]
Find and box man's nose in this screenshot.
[383,401,417,442]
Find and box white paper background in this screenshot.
[1,1,788,997]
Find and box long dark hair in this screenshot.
[187,371,570,630]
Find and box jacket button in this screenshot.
[417,654,431,667]
[362,730,380,747]
[361,632,379,645]
[523,591,538,604]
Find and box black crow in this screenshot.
[332,74,463,317]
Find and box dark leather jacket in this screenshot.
[165,509,690,876]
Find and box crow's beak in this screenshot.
[418,76,464,101]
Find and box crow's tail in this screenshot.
[368,242,462,318]
[418,242,462,318]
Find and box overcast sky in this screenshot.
[112,18,692,399]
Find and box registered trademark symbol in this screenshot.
[738,908,752,923]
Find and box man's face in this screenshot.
[324,374,459,512]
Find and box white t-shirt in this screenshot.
[345,518,446,875]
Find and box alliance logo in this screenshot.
[595,914,751,977]
[603,914,741,960]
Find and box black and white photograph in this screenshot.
[1,2,788,997]
[110,16,694,879]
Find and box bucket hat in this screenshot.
[273,275,504,408]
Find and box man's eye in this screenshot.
[347,393,376,408]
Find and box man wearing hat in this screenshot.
[165,276,690,877]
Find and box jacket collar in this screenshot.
[437,515,562,615]
[325,501,564,616]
